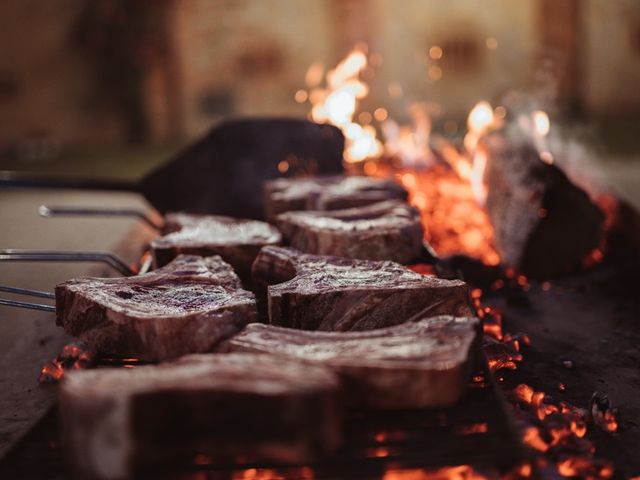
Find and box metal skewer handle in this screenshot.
[38,205,162,231]
[0,284,56,312]
[0,249,135,276]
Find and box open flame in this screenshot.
[305,48,383,163]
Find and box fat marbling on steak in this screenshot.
[222,316,479,408]
[276,200,424,263]
[264,175,408,220]
[55,255,258,361]
[252,246,472,331]
[60,353,341,480]
[151,213,281,279]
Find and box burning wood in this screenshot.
[482,135,605,279]
[59,354,341,479]
[252,246,474,330]
[275,200,424,264]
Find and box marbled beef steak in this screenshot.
[55,255,258,361]
[276,200,424,263]
[222,316,479,408]
[264,175,407,220]
[60,353,341,479]
[252,246,473,331]
[151,213,281,279]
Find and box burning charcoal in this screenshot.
[562,359,575,370]
[55,255,258,361]
[482,136,605,279]
[276,200,424,264]
[264,175,407,221]
[60,354,341,479]
[39,342,96,383]
[252,246,473,331]
[221,316,479,408]
[150,214,282,279]
[590,392,619,433]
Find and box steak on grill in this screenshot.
[60,353,341,479]
[55,255,258,361]
[264,175,408,220]
[252,246,473,330]
[151,214,282,280]
[222,316,479,408]
[276,200,424,263]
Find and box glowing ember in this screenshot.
[382,465,489,480]
[39,342,95,383]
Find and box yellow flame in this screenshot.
[308,48,382,163]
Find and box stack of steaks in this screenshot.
[264,175,408,220]
[56,255,258,361]
[151,213,281,279]
[252,246,472,330]
[55,173,481,476]
[275,200,424,263]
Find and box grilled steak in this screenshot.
[222,316,479,408]
[276,200,424,263]
[264,175,408,220]
[151,214,281,279]
[252,246,473,330]
[55,255,258,361]
[60,353,341,479]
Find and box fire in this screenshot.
[39,342,95,383]
[306,48,383,163]
[301,49,503,264]
[382,465,488,480]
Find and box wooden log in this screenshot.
[483,135,605,279]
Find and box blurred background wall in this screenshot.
[1,0,640,168]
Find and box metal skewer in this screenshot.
[0,284,56,312]
[0,285,54,299]
[39,205,163,231]
[0,249,135,276]
[0,298,55,312]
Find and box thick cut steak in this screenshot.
[252,246,472,330]
[151,213,281,279]
[55,255,258,361]
[60,353,341,479]
[222,316,479,408]
[276,200,423,263]
[264,175,407,220]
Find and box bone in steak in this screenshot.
[222,316,479,408]
[55,255,258,361]
[264,175,408,220]
[60,353,341,479]
[151,213,282,279]
[276,200,424,263]
[252,246,473,330]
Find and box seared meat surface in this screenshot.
[223,316,479,408]
[264,175,407,220]
[60,353,341,479]
[276,200,423,263]
[152,214,281,279]
[252,246,473,331]
[56,255,258,361]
